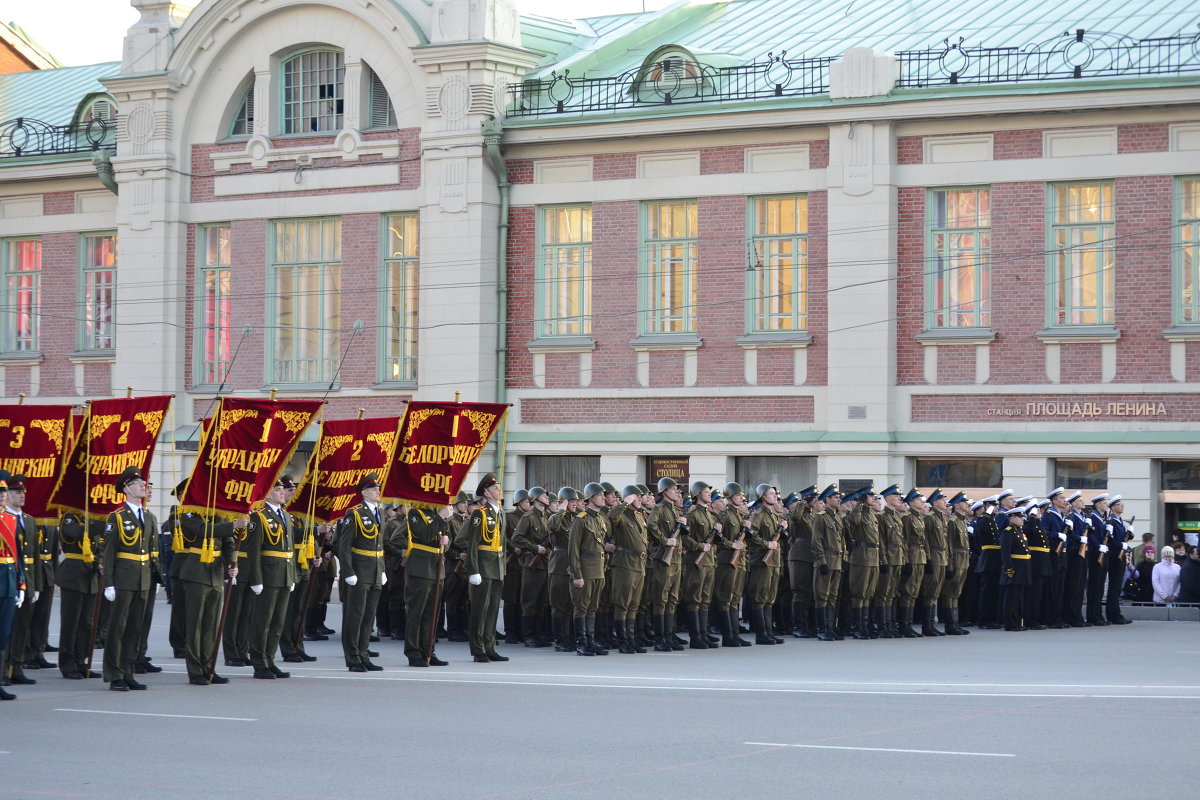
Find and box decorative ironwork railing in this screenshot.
[505,29,1200,117]
[0,117,116,159]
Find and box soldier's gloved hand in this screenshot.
[1128,524,1135,535]
[818,563,828,576]
[924,562,933,574]
[967,525,975,535]
[251,584,264,595]
[1098,545,1109,554]
[1058,532,1068,542]
[1065,519,1075,530]
[289,583,295,593]
[468,573,482,586]
[345,575,358,586]
[15,589,24,608]
[31,591,39,603]
[901,565,912,576]
[1105,524,1113,535]
[104,586,116,602]
[381,572,388,586]
[1123,542,1132,551]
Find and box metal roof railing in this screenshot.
[0,116,116,159]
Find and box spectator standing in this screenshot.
[1152,546,1181,604]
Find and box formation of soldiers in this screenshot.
[0,469,1139,698]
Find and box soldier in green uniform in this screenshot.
[459,473,508,662]
[442,491,472,642]
[281,478,325,663]
[222,506,254,667]
[898,489,929,638]
[941,492,973,635]
[338,474,387,672]
[682,482,721,649]
[647,477,687,652]
[5,476,46,681]
[746,484,786,645]
[379,503,407,641]
[569,482,612,656]
[401,503,451,667]
[100,467,158,691]
[55,510,103,679]
[165,493,189,659]
[176,500,244,685]
[873,485,905,638]
[546,487,578,652]
[511,487,552,648]
[920,489,950,636]
[244,477,298,680]
[843,486,881,640]
[608,486,648,654]
[502,489,530,645]
[712,483,752,647]
[811,485,845,641]
[786,485,818,638]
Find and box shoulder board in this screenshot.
[576,511,588,518]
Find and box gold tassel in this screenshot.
[81,529,94,564]
[172,528,184,553]
[200,531,214,563]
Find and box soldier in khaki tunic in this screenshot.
[898,489,929,638]
[244,477,298,680]
[810,485,845,641]
[870,485,905,638]
[100,467,158,691]
[460,473,508,663]
[712,483,751,647]
[608,486,648,654]
[941,492,974,636]
[920,489,950,636]
[511,487,553,648]
[568,482,612,656]
[502,489,530,645]
[681,482,721,649]
[442,492,472,642]
[785,485,818,638]
[281,478,326,663]
[546,487,578,651]
[338,474,388,672]
[647,478,687,652]
[746,484,786,645]
[401,504,451,667]
[843,486,881,640]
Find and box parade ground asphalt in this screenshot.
[3,599,1197,800]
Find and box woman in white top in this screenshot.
[1152,546,1182,604]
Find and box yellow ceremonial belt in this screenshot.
[236,550,247,558]
[262,550,292,559]
[23,556,34,564]
[116,552,150,562]
[478,541,503,552]
[408,542,441,555]
[1029,546,1051,553]
[39,553,53,561]
[183,547,220,556]
[1010,554,1031,560]
[351,546,382,558]
[981,545,1001,550]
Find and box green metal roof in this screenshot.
[0,61,119,126]
[524,0,1200,77]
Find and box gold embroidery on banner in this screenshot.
[134,410,165,437]
[216,408,258,438]
[367,430,396,456]
[31,418,66,453]
[318,434,353,464]
[274,410,312,435]
[90,414,121,440]
[404,408,445,443]
[459,410,497,447]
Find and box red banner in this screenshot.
[178,397,321,520]
[290,416,402,524]
[386,401,508,507]
[48,395,173,520]
[0,404,74,523]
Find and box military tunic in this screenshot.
[647,502,685,615]
[681,503,719,610]
[845,503,881,606]
[713,505,750,612]
[898,511,928,607]
[873,506,905,607]
[55,513,104,676]
[512,507,551,619]
[746,506,784,608]
[607,503,648,620]
[458,503,506,658]
[920,510,949,605]
[999,522,1031,630]
[941,513,972,610]
[811,509,847,607]
[176,511,239,680]
[402,508,447,661]
[244,504,296,673]
[337,503,386,667]
[100,504,158,683]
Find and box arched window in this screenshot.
[281,49,344,134]
[365,65,396,129]
[229,84,254,137]
[76,94,118,126]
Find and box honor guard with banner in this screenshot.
[244,476,298,680]
[401,503,451,667]
[4,472,42,685]
[55,510,103,679]
[0,473,25,701]
[101,468,159,691]
[338,474,387,672]
[461,473,508,663]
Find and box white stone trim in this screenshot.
[895,150,1188,187]
[1043,127,1117,158]
[213,162,402,196]
[637,152,700,179]
[534,158,592,183]
[510,168,825,206]
[923,134,993,164]
[0,196,42,218]
[1169,122,1200,151]
[745,144,810,173]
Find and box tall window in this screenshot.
[382,214,418,382]
[272,219,341,384]
[230,85,254,137]
[928,187,991,328]
[81,233,116,350]
[2,239,41,352]
[537,206,592,338]
[282,49,344,134]
[1178,177,1200,324]
[366,67,396,129]
[642,200,697,334]
[1049,181,1115,326]
[748,195,808,332]
[199,225,232,385]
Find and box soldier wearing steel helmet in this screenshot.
[681,481,721,649]
[608,485,649,654]
[569,482,613,656]
[501,489,530,645]
[546,487,579,651]
[511,486,553,648]
[712,482,752,647]
[746,483,786,645]
[441,491,473,642]
[647,477,687,652]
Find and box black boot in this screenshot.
[752,608,776,645]
[901,605,922,638]
[550,616,569,652]
[922,604,944,637]
[688,610,709,649]
[698,610,718,647]
[767,612,785,644]
[815,606,833,641]
[791,602,809,638]
[652,614,673,652]
[585,617,608,656]
[625,620,646,654]
[504,607,521,645]
[728,609,751,646]
[874,606,893,639]
[669,612,687,647]
[851,607,870,639]
[635,614,652,647]
[523,616,543,648]
[717,608,738,647]
[945,607,970,635]
[574,617,592,656]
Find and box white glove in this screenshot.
[1065,519,1074,530]
[1105,524,1113,535]
[251,584,263,595]
[967,525,974,535]
[468,573,482,586]
[345,575,358,586]
[1058,532,1068,542]
[1098,545,1109,554]
[381,572,388,586]
[31,591,39,603]
[154,585,160,596]
[1128,524,1135,535]
[289,583,295,593]
[104,586,116,602]
[1123,542,1132,551]
[15,589,24,608]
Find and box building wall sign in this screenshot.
[912,394,1196,422]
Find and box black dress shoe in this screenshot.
[11,674,36,685]
[367,649,380,658]
[0,687,15,700]
[304,632,329,641]
[428,656,449,667]
[253,670,276,679]
[173,650,187,659]
[473,655,489,663]
[189,676,210,686]
[110,680,129,691]
[485,652,509,662]
[299,653,317,661]
[1112,617,1133,625]
[283,655,305,663]
[139,662,163,673]
[319,626,336,635]
[86,670,101,678]
[407,658,430,667]
[368,634,380,642]
[44,645,59,653]
[224,658,248,667]
[268,666,291,679]
[447,633,468,642]
[22,660,42,670]
[125,678,148,690]
[348,664,367,673]
[364,662,383,672]
[63,671,85,680]
[209,674,230,684]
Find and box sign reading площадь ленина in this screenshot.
[384,401,508,507]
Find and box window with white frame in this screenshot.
[2,238,41,353]
[642,200,697,335]
[748,195,808,332]
[281,49,344,134]
[271,219,341,384]
[80,233,115,351]
[927,187,991,329]
[198,225,232,385]
[537,205,592,338]
[382,214,418,382]
[1049,181,1115,326]
[1178,177,1200,325]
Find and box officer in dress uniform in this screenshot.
[244,477,298,680]
[8,477,55,671]
[1105,497,1133,625]
[459,473,508,663]
[101,467,158,691]
[281,478,326,663]
[55,509,103,679]
[1085,493,1113,626]
[1062,491,1089,626]
[0,473,26,699]
[4,474,44,683]
[338,473,388,672]
[1023,499,1053,630]
[973,494,1002,629]
[999,505,1032,631]
[511,487,553,648]
[401,502,452,667]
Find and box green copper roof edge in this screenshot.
[506,430,1200,445]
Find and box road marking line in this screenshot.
[744,742,1015,757]
[54,708,255,722]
